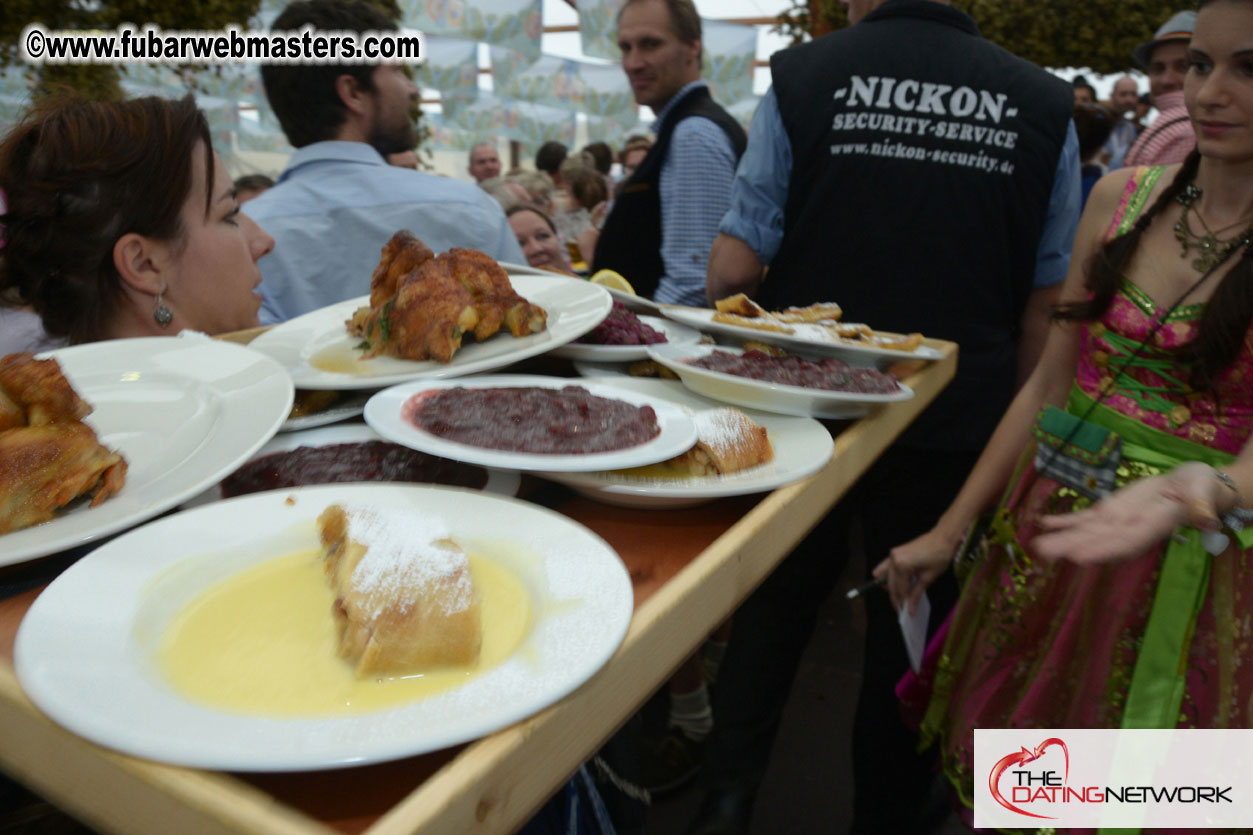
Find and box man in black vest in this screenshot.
[591,0,746,307]
[692,1,1082,832]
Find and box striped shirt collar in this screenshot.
[1154,89,1185,111]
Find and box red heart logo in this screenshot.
[988,738,1069,819]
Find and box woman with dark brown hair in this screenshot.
[876,0,1253,817]
[0,94,274,355]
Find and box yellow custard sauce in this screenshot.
[159,549,531,716]
[310,342,371,375]
[610,460,695,480]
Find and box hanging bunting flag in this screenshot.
[443,92,576,152]
[422,111,492,152]
[575,0,626,61]
[419,36,480,101]
[399,0,541,66]
[700,19,758,107]
[494,53,636,124]
[585,112,650,149]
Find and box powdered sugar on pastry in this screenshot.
[318,502,482,675]
[711,312,794,333]
[694,409,751,462]
[339,503,471,617]
[787,323,868,343]
[669,408,774,476]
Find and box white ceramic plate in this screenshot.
[548,316,702,362]
[538,379,834,508]
[659,307,944,367]
[248,275,612,390]
[495,261,550,276]
[571,360,635,378]
[604,287,667,315]
[646,343,913,419]
[365,374,698,473]
[280,390,375,432]
[183,424,522,508]
[1,337,293,567]
[16,484,633,771]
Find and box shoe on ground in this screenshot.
[641,728,706,794]
[685,786,755,835]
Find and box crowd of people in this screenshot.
[2,0,1253,833]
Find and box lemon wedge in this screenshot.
[589,269,634,295]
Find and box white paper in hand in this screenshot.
[898,592,931,674]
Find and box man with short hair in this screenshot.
[248,0,523,323]
[467,142,502,182]
[1102,75,1141,168]
[592,0,746,307]
[694,0,1081,832]
[535,141,569,190]
[1123,11,1196,167]
[1072,75,1097,106]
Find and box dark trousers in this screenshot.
[699,445,976,833]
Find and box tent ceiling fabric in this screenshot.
[0,0,761,157]
[442,91,577,152]
[494,53,636,122]
[399,0,542,64]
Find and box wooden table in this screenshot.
[0,341,955,835]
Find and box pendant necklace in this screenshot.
[1174,182,1253,273]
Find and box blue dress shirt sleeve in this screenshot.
[718,87,791,265]
[1033,120,1081,289]
[492,209,527,265]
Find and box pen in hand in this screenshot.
[845,577,886,600]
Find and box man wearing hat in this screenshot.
[1123,10,1196,166]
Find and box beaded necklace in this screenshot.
[1173,182,1253,273]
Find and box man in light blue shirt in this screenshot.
[249,0,524,324]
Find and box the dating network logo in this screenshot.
[975,729,1243,829]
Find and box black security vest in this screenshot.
[763,0,1073,451]
[593,86,747,300]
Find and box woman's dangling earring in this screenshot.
[153,291,173,327]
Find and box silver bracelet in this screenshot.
[1213,468,1253,530]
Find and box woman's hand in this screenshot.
[872,527,962,615]
[1032,461,1224,564]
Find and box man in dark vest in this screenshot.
[692,1,1082,832]
[592,0,746,307]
